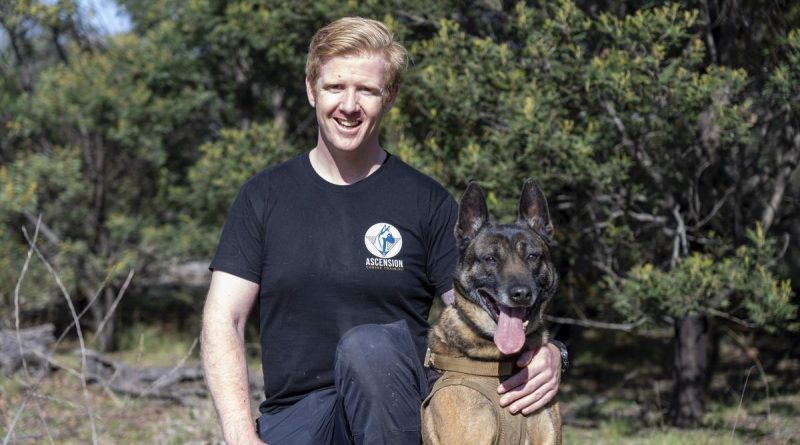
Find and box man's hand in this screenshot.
[497,343,561,415]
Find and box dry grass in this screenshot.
[1,338,797,444]
[0,369,224,444]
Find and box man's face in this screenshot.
[306,53,395,155]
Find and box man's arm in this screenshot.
[201,270,264,444]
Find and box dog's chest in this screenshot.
[422,371,528,445]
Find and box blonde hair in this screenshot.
[306,17,408,104]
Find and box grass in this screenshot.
[0,372,225,444]
[113,322,201,367]
[0,321,262,445]
[555,327,800,444]
[2,322,798,444]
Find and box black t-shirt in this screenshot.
[210,152,458,413]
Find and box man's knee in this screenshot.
[337,324,408,364]
[336,321,412,375]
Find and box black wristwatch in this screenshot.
[549,339,569,374]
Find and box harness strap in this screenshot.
[422,376,507,445]
[422,370,531,445]
[424,348,517,377]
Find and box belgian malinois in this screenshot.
[421,179,561,445]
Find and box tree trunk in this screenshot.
[91,287,117,352]
[670,314,709,427]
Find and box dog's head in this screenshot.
[453,179,559,356]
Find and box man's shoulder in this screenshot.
[387,155,452,198]
[241,153,307,194]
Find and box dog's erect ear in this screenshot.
[456,182,488,241]
[519,178,554,239]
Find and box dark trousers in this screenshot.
[256,320,437,445]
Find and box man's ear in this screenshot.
[383,85,399,111]
[306,77,316,107]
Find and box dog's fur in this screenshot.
[422,179,562,445]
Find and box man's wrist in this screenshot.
[549,339,569,374]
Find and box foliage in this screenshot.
[143,121,296,259]
[0,0,796,386]
[611,225,796,330]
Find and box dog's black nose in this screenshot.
[509,285,533,304]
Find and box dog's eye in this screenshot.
[483,255,498,265]
[526,253,540,261]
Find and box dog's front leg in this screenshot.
[525,401,562,445]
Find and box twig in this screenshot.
[2,398,29,445]
[731,367,752,441]
[37,351,84,380]
[28,390,83,411]
[31,397,55,445]
[6,217,45,445]
[150,337,199,390]
[5,217,118,445]
[653,380,664,428]
[60,276,114,343]
[94,269,135,338]
[704,307,758,329]
[21,227,99,445]
[22,211,61,246]
[13,214,41,379]
[690,186,734,230]
[722,326,771,422]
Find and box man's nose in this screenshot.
[340,89,359,113]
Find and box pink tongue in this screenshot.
[494,306,526,355]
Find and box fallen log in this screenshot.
[0,324,55,375]
[81,349,206,404]
[79,349,264,404]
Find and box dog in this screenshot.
[421,179,562,445]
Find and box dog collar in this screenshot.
[424,348,517,377]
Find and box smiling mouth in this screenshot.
[335,118,361,128]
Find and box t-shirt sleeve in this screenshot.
[427,193,459,298]
[209,180,264,284]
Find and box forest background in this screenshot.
[1,0,799,443]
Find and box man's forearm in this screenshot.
[202,318,263,444]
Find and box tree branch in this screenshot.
[760,134,799,232]
[545,315,645,332]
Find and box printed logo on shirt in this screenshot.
[364,222,404,271]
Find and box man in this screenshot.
[201,17,564,445]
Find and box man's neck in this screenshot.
[309,144,387,185]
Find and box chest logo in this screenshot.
[364,223,403,258]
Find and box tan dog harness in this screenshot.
[422,350,527,445]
